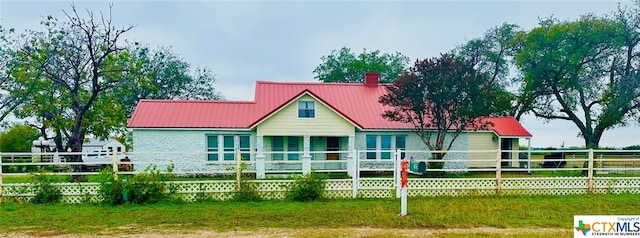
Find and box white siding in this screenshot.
[468,132,499,167]
[256,95,355,136]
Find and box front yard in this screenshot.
[1,194,636,237]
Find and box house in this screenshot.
[30,138,126,154]
[127,73,531,177]
[82,139,126,154]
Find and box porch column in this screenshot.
[255,135,265,179]
[302,135,311,174]
[347,135,355,177]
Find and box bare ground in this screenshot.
[2,227,572,237]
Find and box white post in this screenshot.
[236,150,242,189]
[346,136,355,177]
[302,135,311,174]
[256,135,265,179]
[496,149,502,195]
[588,149,594,193]
[400,158,408,216]
[0,151,3,203]
[395,149,401,198]
[527,138,532,174]
[352,149,358,198]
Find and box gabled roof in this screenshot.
[127,81,532,137]
[248,90,363,129]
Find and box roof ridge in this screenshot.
[140,99,255,104]
[256,80,389,86]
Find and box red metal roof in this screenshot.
[127,81,532,137]
[484,117,532,137]
[128,100,256,129]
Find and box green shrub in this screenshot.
[232,179,261,202]
[97,168,125,205]
[29,173,63,204]
[286,172,326,202]
[232,163,261,202]
[98,165,173,205]
[126,165,171,204]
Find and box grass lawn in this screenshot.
[0,193,637,237]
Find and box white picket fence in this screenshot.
[1,149,639,203]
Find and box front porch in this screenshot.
[255,135,355,178]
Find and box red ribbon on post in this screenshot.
[401,158,408,188]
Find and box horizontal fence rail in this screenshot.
[1,149,640,203]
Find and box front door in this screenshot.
[501,138,512,167]
[326,137,340,160]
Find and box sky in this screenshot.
[1,0,638,148]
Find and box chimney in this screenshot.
[364,72,379,87]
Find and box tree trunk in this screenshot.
[583,129,603,149]
[426,152,445,178]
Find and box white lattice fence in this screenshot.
[2,183,101,203]
[357,178,394,198]
[4,177,640,203]
[325,179,353,199]
[501,177,589,195]
[408,178,496,197]
[171,181,236,201]
[593,177,640,194]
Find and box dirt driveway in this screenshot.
[4,227,572,237]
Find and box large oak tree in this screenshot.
[514,13,640,149]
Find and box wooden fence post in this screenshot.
[496,149,502,195]
[236,150,241,190]
[112,151,119,179]
[588,149,594,193]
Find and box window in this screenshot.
[396,135,406,159]
[223,135,234,160]
[117,147,122,152]
[366,135,407,160]
[207,134,251,161]
[287,136,301,160]
[108,147,113,152]
[207,135,218,161]
[272,136,284,160]
[298,101,315,118]
[366,135,376,159]
[381,136,392,160]
[240,135,250,161]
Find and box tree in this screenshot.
[6,5,135,158]
[0,26,32,124]
[117,45,223,116]
[514,14,640,149]
[313,47,409,83]
[0,124,40,152]
[453,23,531,120]
[380,54,512,173]
[4,4,223,159]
